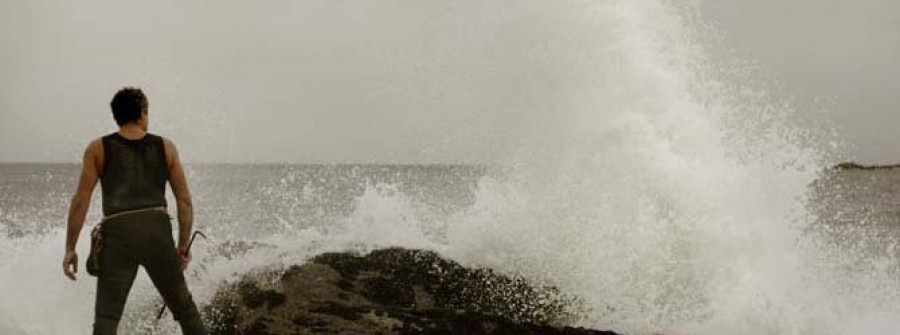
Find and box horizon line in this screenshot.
[0,161,493,166]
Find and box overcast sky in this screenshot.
[702,0,900,164]
[1,0,898,164]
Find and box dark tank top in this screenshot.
[100,132,168,216]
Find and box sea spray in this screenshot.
[435,2,891,335]
[424,1,809,334]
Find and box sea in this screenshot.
[1,163,899,334]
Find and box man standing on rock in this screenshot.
[61,87,207,334]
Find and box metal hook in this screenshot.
[155,230,207,321]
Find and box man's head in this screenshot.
[110,87,149,130]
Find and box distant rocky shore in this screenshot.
[833,162,900,170]
[202,247,620,335]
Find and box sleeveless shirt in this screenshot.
[100,132,169,216]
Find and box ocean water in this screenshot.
[1,163,899,335]
[3,1,900,334]
[0,164,489,334]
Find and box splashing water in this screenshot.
[434,2,899,334]
[2,1,899,334]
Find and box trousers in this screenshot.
[93,210,206,335]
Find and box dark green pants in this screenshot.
[93,210,206,335]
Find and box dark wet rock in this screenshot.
[203,247,620,335]
[833,162,900,170]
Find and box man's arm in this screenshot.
[63,139,101,280]
[163,138,193,269]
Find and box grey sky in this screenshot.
[701,0,900,164]
[1,0,898,163]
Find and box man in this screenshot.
[62,87,207,334]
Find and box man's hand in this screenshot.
[177,246,191,270]
[63,251,78,280]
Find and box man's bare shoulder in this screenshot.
[161,136,176,148]
[86,138,103,156]
[160,137,181,170]
[161,137,179,156]
[80,138,105,173]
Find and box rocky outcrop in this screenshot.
[203,247,620,335]
[834,162,900,170]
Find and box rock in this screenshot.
[203,247,620,335]
[833,162,900,170]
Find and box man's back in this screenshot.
[100,132,169,216]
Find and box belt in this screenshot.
[101,206,167,223]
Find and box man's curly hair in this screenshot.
[110,87,148,126]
